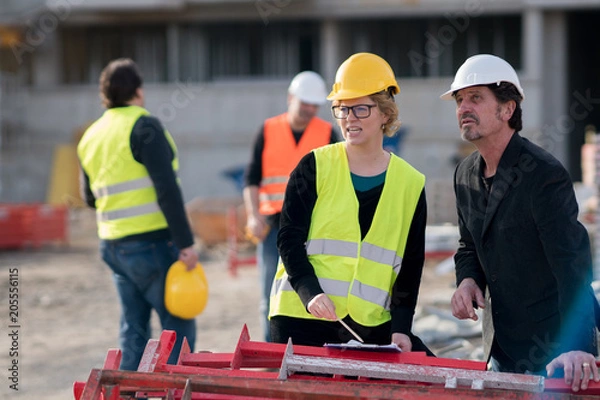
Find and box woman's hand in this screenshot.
[391,332,412,352]
[307,293,337,320]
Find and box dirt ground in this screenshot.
[0,208,462,400]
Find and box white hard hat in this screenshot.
[288,71,327,105]
[440,54,524,100]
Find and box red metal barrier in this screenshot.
[0,203,68,249]
[74,325,600,400]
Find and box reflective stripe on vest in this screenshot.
[350,281,392,312]
[93,175,153,198]
[273,274,391,311]
[93,173,178,199]
[361,242,403,274]
[97,202,161,222]
[306,238,357,258]
[269,142,425,326]
[258,192,285,203]
[261,176,288,185]
[271,276,350,299]
[77,105,179,240]
[306,239,402,274]
[273,238,400,310]
[259,113,331,215]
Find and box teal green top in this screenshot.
[351,170,387,192]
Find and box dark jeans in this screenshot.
[258,225,279,342]
[100,238,196,370]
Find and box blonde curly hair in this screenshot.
[370,90,401,137]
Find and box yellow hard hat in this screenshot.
[165,260,209,320]
[327,52,400,101]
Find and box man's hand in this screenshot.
[307,293,337,320]
[245,214,269,243]
[391,332,412,352]
[451,278,485,321]
[547,351,600,392]
[179,246,198,271]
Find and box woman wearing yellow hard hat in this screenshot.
[269,53,432,354]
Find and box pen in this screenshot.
[337,318,364,343]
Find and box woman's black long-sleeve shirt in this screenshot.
[277,151,427,335]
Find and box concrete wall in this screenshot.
[0,0,576,205]
[1,75,542,205]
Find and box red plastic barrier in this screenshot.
[0,203,68,249]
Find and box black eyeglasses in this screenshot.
[331,104,378,119]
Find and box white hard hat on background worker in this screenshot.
[288,71,328,105]
[440,54,525,100]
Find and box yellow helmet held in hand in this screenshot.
[327,52,400,101]
[165,260,209,319]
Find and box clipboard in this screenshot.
[324,339,402,352]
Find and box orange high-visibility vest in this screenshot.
[259,113,331,215]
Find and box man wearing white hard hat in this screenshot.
[243,71,339,342]
[443,54,600,391]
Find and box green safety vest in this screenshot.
[77,105,179,240]
[269,142,425,326]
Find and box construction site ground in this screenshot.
[0,208,474,400]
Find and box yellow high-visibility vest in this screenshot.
[270,142,425,326]
[78,105,179,240]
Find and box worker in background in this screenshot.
[78,58,197,370]
[243,71,339,342]
[443,54,600,391]
[270,53,432,354]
